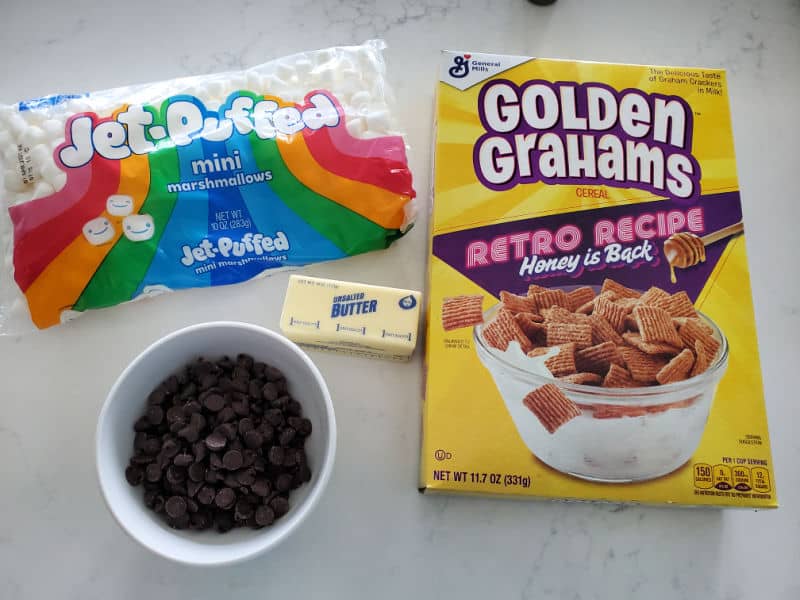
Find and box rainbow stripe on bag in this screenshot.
[8,90,415,329]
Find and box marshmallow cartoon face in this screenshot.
[82,217,115,246]
[122,214,155,242]
[106,194,134,217]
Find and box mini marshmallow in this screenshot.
[122,214,155,242]
[346,117,367,137]
[350,90,372,109]
[3,170,26,193]
[106,194,134,216]
[82,216,115,246]
[31,181,55,200]
[51,171,67,192]
[41,119,65,139]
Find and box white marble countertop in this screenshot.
[1,0,798,598]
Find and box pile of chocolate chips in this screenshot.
[124,354,312,532]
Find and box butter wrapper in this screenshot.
[280,275,421,361]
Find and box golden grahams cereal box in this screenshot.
[420,51,777,507]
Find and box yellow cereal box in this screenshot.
[420,51,777,508]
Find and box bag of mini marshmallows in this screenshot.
[0,40,416,332]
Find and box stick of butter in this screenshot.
[279,275,422,361]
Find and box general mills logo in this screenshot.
[448,54,471,78]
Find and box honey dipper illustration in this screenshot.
[664,221,744,283]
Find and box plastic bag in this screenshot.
[0,40,416,333]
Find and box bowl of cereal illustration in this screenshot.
[472,279,729,483]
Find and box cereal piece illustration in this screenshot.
[691,340,713,377]
[633,305,682,347]
[499,290,536,314]
[531,289,570,312]
[622,332,682,356]
[594,295,628,333]
[619,346,669,383]
[543,343,577,377]
[656,348,695,384]
[441,295,484,331]
[122,214,155,242]
[558,372,603,385]
[602,363,637,388]
[82,216,115,246]
[600,278,641,299]
[106,194,134,217]
[515,313,546,344]
[588,314,624,345]
[545,321,593,349]
[678,318,721,359]
[566,286,595,311]
[522,384,581,433]
[639,286,670,306]
[575,342,624,374]
[653,290,697,318]
[482,308,534,353]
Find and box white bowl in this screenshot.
[96,321,336,566]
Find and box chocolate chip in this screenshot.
[265,409,284,427]
[282,448,297,467]
[275,473,293,492]
[209,453,223,471]
[188,462,206,482]
[153,495,166,513]
[271,395,289,410]
[261,382,278,402]
[166,465,186,485]
[254,505,275,527]
[130,453,155,465]
[242,449,256,467]
[235,499,255,521]
[237,353,254,371]
[278,427,296,447]
[187,479,203,498]
[203,393,225,412]
[231,377,249,394]
[133,416,151,432]
[197,486,216,505]
[223,450,243,471]
[238,418,254,436]
[169,513,190,530]
[146,405,164,425]
[248,380,262,399]
[192,441,207,462]
[173,453,193,467]
[219,422,238,440]
[243,430,263,449]
[268,446,284,466]
[269,496,290,518]
[251,478,271,497]
[178,425,199,443]
[142,437,161,455]
[297,465,312,483]
[189,412,206,430]
[286,400,302,416]
[297,419,312,437]
[148,387,167,405]
[145,463,162,482]
[217,406,236,423]
[214,487,236,510]
[162,438,180,458]
[265,366,284,382]
[216,511,235,533]
[125,465,144,486]
[236,468,256,487]
[165,496,187,519]
[165,406,184,424]
[205,431,227,451]
[186,498,199,513]
[232,397,250,416]
[258,423,274,442]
